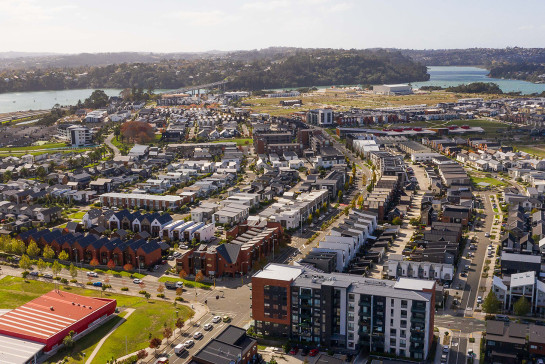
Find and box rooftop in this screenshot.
[253,263,304,281]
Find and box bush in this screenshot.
[469,337,475,343]
[139,290,147,295]
[54,277,61,281]
[156,293,165,298]
[70,279,77,283]
[86,281,93,285]
[175,297,184,302]
[121,287,129,291]
[60,278,68,284]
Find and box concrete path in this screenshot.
[85,308,135,364]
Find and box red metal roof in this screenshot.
[0,290,116,344]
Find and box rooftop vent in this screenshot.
[50,306,54,311]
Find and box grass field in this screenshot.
[0,276,193,364]
[515,145,545,158]
[158,275,212,289]
[211,138,253,146]
[242,90,504,116]
[0,142,67,152]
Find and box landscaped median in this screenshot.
[0,275,193,364]
[158,275,212,289]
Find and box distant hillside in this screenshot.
[399,47,545,66]
[0,48,429,93]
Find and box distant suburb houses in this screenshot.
[99,193,184,210]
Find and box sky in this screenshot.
[1,0,545,53]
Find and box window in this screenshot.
[401,300,407,308]
[400,320,407,328]
[390,328,397,335]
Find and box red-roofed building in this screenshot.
[0,290,116,352]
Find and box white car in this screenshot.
[87,271,98,278]
[477,296,482,304]
[212,316,221,323]
[184,339,194,348]
[485,232,490,237]
[204,323,213,331]
[193,332,203,339]
[133,278,142,284]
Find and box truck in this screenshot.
[165,281,184,290]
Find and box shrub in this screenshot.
[60,278,68,284]
[86,281,93,285]
[469,337,475,343]
[121,287,129,291]
[70,279,77,283]
[175,297,184,302]
[156,293,165,298]
[139,290,147,295]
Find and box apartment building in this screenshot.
[252,264,435,360]
[100,193,184,210]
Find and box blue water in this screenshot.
[412,66,545,95]
[0,88,174,114]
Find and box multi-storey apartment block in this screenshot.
[252,264,435,360]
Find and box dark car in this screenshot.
[301,347,310,356]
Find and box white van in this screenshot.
[174,343,187,355]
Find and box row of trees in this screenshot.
[482,290,531,316]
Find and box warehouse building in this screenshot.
[373,84,412,95]
[0,290,116,362]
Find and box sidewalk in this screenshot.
[85,308,136,364]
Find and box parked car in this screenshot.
[29,271,39,276]
[289,347,299,355]
[477,296,482,304]
[212,316,221,323]
[204,323,213,331]
[167,256,174,261]
[174,343,187,355]
[184,340,194,348]
[43,273,53,279]
[87,271,98,277]
[133,278,142,284]
[222,316,231,323]
[92,282,103,287]
[193,332,203,340]
[309,348,319,357]
[154,358,168,364]
[301,347,310,356]
[443,345,449,353]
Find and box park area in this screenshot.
[0,276,193,364]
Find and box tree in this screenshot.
[26,241,40,257]
[163,327,173,343]
[157,285,165,295]
[12,240,26,255]
[37,258,47,274]
[121,120,155,144]
[179,269,188,280]
[409,218,421,227]
[51,260,62,277]
[107,259,116,270]
[84,90,109,109]
[18,254,32,271]
[62,331,75,349]
[36,166,47,180]
[58,250,69,261]
[175,287,183,300]
[149,337,162,353]
[89,258,99,267]
[482,290,502,314]
[123,263,133,272]
[43,245,56,260]
[337,191,343,202]
[175,317,184,330]
[392,217,403,225]
[69,263,78,281]
[513,296,531,316]
[137,349,148,360]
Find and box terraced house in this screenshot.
[18,228,162,268]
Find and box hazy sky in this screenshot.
[2,0,545,53]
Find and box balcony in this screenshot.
[411,317,425,325]
[410,336,424,344]
[411,306,426,314]
[359,301,371,307]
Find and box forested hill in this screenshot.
[399,48,545,66]
[488,63,545,83]
[0,49,429,93]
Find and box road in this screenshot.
[105,133,121,157]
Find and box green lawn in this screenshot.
[0,276,193,364]
[68,211,86,220]
[158,275,212,289]
[515,145,545,158]
[0,142,67,152]
[470,175,506,187]
[211,138,253,146]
